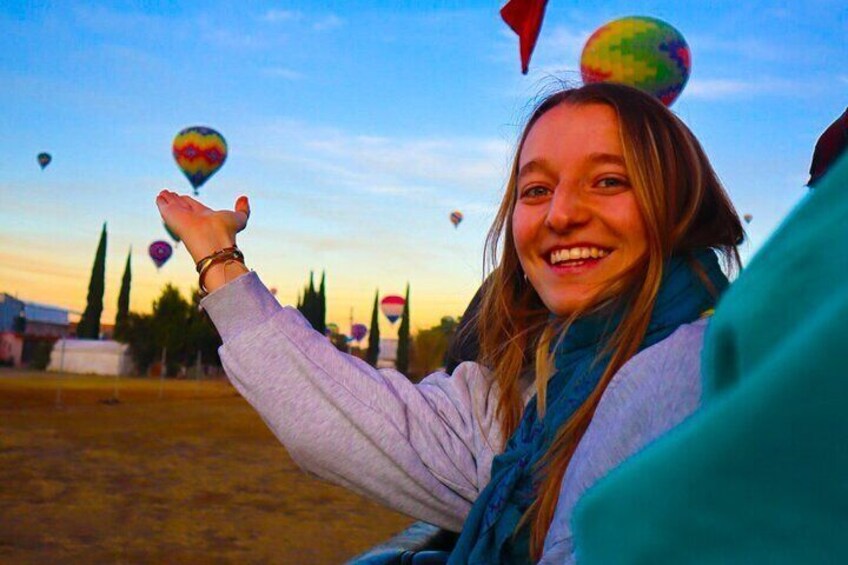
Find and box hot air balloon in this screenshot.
[450,210,463,228]
[581,16,690,107]
[172,126,228,196]
[744,214,753,224]
[351,323,368,342]
[326,322,340,336]
[380,295,405,324]
[163,222,181,246]
[37,152,51,169]
[148,240,173,269]
[270,287,278,296]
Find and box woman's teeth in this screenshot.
[550,247,609,264]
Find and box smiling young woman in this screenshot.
[156,82,743,564]
[464,83,743,562]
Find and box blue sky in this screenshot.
[1,1,846,336]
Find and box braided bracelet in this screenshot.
[197,246,245,296]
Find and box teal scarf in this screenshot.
[448,250,728,564]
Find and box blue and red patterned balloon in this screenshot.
[380,295,405,324]
[172,126,228,196]
[450,210,463,228]
[351,323,368,342]
[148,240,173,269]
[581,16,691,107]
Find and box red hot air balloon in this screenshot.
[351,323,368,342]
[380,295,405,324]
[148,240,173,269]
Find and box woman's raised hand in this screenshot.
[155,190,250,264]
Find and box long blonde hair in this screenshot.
[476,83,743,560]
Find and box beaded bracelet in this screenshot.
[196,246,245,296]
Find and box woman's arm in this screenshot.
[155,190,503,529]
[202,271,504,531]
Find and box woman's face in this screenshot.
[512,102,648,316]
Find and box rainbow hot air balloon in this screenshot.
[172,126,228,196]
[37,152,51,169]
[581,16,690,107]
[148,240,173,269]
[351,323,368,342]
[380,295,405,324]
[450,210,463,228]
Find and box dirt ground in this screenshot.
[0,369,412,564]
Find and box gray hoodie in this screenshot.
[201,272,705,561]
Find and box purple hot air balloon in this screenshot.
[351,323,368,342]
[149,240,173,269]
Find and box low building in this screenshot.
[47,339,134,376]
[0,293,72,367]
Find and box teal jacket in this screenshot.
[571,153,848,564]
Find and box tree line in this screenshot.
[72,224,461,378]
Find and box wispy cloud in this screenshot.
[261,10,302,23]
[243,119,512,202]
[686,77,804,100]
[260,9,343,32]
[261,67,302,80]
[313,14,344,32]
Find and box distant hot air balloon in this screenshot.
[581,16,691,107]
[148,240,173,269]
[172,126,228,196]
[351,323,368,342]
[380,295,405,324]
[37,152,51,170]
[450,210,463,228]
[326,322,339,336]
[163,222,181,246]
[270,287,278,296]
[744,214,753,224]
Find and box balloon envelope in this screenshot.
[450,210,463,228]
[163,222,181,244]
[380,295,405,324]
[148,240,173,269]
[581,16,690,106]
[172,126,228,195]
[744,214,753,224]
[326,322,339,335]
[37,152,51,169]
[351,323,368,342]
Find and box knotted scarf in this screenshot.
[448,249,729,564]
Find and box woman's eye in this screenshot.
[596,176,629,189]
[521,185,550,198]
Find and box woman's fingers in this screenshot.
[234,195,250,231]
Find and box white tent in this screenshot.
[48,339,134,376]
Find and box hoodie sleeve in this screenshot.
[200,271,504,531]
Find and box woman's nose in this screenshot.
[544,185,590,232]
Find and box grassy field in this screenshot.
[0,369,412,564]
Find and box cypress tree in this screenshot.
[77,222,107,339]
[396,283,411,374]
[306,271,316,327]
[366,290,381,367]
[317,271,326,335]
[114,247,132,341]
